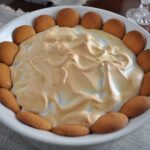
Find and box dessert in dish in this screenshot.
[0,8,150,137]
[11,25,144,128]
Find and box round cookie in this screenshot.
[56,8,80,27]
[91,112,128,134]
[140,72,150,96]
[81,12,103,29]
[34,15,56,33]
[120,96,150,118]
[0,63,12,89]
[123,30,146,55]
[0,41,19,65]
[103,19,125,39]
[17,111,51,131]
[0,88,20,114]
[13,25,36,45]
[52,124,90,137]
[137,50,150,72]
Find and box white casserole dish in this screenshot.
[0,6,150,149]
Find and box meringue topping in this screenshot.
[11,26,144,127]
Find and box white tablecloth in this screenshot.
[0,4,150,150]
[1,120,150,150]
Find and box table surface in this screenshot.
[7,0,140,16]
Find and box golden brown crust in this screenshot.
[13,25,36,45]
[17,111,51,131]
[56,8,80,27]
[140,72,150,96]
[120,96,150,118]
[137,50,150,72]
[34,15,56,33]
[52,124,90,137]
[91,112,128,134]
[0,63,12,89]
[0,88,20,113]
[81,12,103,29]
[123,30,146,55]
[103,19,125,39]
[0,41,19,65]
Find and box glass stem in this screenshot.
[140,0,150,11]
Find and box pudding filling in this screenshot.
[11,26,144,127]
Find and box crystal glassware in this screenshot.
[126,0,150,32]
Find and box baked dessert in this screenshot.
[0,8,150,137]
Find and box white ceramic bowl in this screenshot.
[0,6,150,149]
